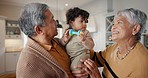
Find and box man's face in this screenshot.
[41,9,58,39]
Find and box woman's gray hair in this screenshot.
[18,3,49,36]
[114,8,147,40]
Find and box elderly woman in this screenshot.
[83,8,148,78]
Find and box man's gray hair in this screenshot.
[114,8,147,40]
[18,3,49,36]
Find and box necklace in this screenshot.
[116,45,135,60]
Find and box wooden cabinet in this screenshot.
[5,52,20,72]
[5,20,21,39]
[0,18,6,74]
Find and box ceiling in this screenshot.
[0,0,96,10]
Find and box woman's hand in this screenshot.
[84,59,102,78]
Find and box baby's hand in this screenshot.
[63,30,71,42]
[79,31,86,42]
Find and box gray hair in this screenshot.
[114,8,147,40]
[18,3,49,36]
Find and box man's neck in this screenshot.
[31,36,52,46]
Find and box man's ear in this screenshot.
[34,26,42,34]
[132,24,141,35]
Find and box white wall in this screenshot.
[79,0,108,51]
[0,4,22,20]
[124,0,148,13]
[114,0,148,32]
[0,4,59,21]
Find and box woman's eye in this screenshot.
[118,21,123,24]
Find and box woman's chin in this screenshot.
[111,37,117,41]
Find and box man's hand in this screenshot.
[72,59,89,78]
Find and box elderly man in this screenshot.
[16,3,88,78]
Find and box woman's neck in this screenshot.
[117,39,138,54]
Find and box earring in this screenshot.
[132,33,135,35]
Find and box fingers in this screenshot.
[65,30,69,35]
[86,59,95,65]
[72,62,89,78]
[63,30,69,37]
[79,32,84,37]
[84,67,91,74]
[73,64,83,69]
[63,30,70,42]
[72,68,88,78]
[80,31,84,36]
[74,73,88,78]
[83,59,102,78]
[84,59,95,67]
[80,58,87,63]
[72,69,85,74]
[84,59,96,73]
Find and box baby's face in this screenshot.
[71,15,88,31]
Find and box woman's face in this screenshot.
[111,16,134,42]
[70,15,87,31]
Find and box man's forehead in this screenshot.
[44,9,54,18]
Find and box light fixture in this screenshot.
[65,3,68,6]
[56,0,63,28]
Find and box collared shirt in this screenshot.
[41,39,74,78]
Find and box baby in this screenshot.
[60,7,94,71]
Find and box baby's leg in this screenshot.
[70,53,90,71]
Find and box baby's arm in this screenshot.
[80,30,94,49]
[59,37,66,46]
[59,29,71,46]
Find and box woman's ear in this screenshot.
[34,26,42,35]
[132,24,141,35]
